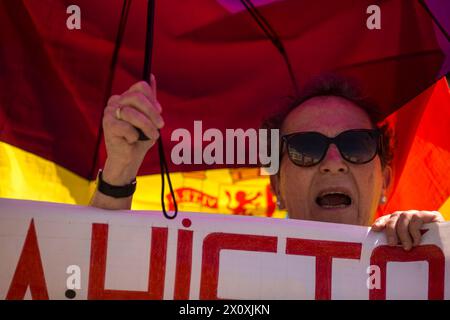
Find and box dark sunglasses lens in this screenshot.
[338,131,378,164]
[286,133,328,166]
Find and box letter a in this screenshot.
[66,265,81,290]
[366,265,381,290]
[66,5,81,30]
[366,5,381,30]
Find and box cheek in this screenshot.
[355,162,384,202]
[279,160,313,201]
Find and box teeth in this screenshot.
[320,204,348,208]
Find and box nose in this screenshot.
[319,144,349,174]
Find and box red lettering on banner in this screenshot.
[87,223,168,299]
[6,219,49,300]
[199,233,277,299]
[174,229,193,299]
[369,245,445,300]
[286,238,362,300]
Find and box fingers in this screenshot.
[108,94,120,106]
[109,117,140,144]
[117,91,164,129]
[103,105,159,142]
[105,76,164,143]
[116,106,160,141]
[127,79,162,112]
[103,106,138,144]
[409,215,424,247]
[101,76,161,170]
[408,211,443,247]
[384,212,400,247]
[396,213,413,251]
[372,210,445,251]
[414,211,445,223]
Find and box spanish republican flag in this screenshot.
[0,0,449,219]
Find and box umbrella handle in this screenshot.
[137,0,178,220]
[135,0,155,141]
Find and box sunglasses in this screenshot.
[281,129,381,167]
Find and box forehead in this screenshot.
[281,96,374,136]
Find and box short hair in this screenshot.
[261,74,394,168]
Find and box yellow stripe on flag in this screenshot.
[3,141,446,220]
[439,197,450,221]
[0,142,94,204]
[0,142,287,218]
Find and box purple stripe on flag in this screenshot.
[425,0,450,77]
[216,0,283,13]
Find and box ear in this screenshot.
[382,165,393,198]
[270,174,286,209]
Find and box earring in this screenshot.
[380,195,387,204]
[276,197,285,209]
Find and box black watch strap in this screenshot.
[97,169,137,198]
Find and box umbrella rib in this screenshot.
[240,0,278,43]
[105,0,131,107]
[240,0,299,95]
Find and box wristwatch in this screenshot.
[96,169,137,198]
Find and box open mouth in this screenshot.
[315,192,352,209]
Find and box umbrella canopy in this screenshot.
[0,0,449,218]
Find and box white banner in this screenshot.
[0,198,449,300]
